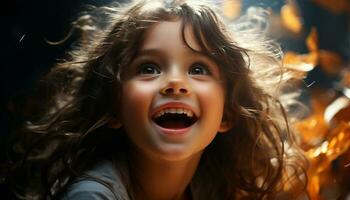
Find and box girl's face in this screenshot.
[120,20,229,162]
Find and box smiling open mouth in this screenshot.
[153,111,197,129]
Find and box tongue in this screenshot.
[159,121,188,129]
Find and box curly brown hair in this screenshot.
[4,0,308,199]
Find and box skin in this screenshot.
[118,20,230,200]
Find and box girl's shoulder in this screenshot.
[62,159,130,200]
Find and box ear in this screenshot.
[218,121,232,133]
[108,118,122,129]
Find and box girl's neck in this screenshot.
[128,147,202,200]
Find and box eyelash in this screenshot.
[137,63,161,75]
[188,63,211,75]
[136,62,212,76]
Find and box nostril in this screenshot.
[161,86,189,95]
[179,88,187,93]
[165,88,174,94]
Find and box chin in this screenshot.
[151,145,202,162]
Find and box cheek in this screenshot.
[196,82,225,111]
[121,81,154,121]
[123,83,148,102]
[194,81,226,128]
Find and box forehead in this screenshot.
[139,20,202,52]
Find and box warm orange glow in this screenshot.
[306,27,318,52]
[318,50,344,75]
[312,0,350,14]
[281,1,303,33]
[222,0,241,20]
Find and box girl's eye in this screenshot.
[188,63,210,75]
[138,63,161,75]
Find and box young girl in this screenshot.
[5,0,308,199]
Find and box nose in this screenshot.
[160,70,191,96]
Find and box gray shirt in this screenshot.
[62,160,130,200]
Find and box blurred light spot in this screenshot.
[281,1,302,33]
[223,0,241,20]
[324,96,350,123]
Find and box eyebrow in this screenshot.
[136,48,211,59]
[135,48,220,70]
[136,48,166,57]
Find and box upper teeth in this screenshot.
[154,108,194,119]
